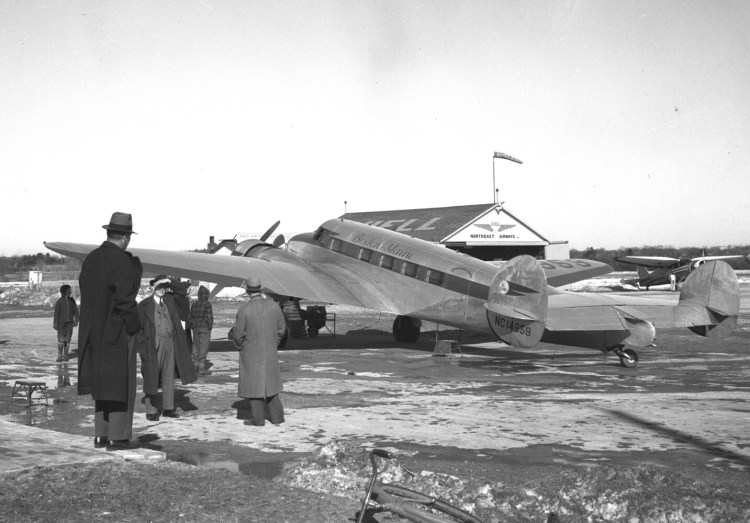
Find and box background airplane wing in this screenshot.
[615,255,680,268]
[43,242,367,308]
[698,255,745,262]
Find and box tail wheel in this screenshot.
[616,348,638,368]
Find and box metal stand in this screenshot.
[11,380,49,407]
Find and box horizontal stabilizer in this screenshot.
[484,255,548,348]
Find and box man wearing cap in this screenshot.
[232,276,287,426]
[78,212,142,450]
[137,275,197,421]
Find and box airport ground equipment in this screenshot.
[356,448,485,523]
[305,305,329,337]
[11,380,49,407]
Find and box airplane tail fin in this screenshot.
[678,260,739,338]
[636,265,652,281]
[484,255,548,348]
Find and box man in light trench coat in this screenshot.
[232,276,287,426]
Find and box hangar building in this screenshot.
[340,203,569,262]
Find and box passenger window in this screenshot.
[402,261,418,277]
[344,242,359,257]
[358,248,373,263]
[426,269,444,286]
[380,255,395,270]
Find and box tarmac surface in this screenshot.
[0,273,749,492]
[1,285,749,484]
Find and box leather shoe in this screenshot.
[162,409,180,418]
[146,413,160,421]
[94,437,108,449]
[106,440,140,451]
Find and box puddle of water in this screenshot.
[168,451,285,479]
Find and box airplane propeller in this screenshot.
[260,221,280,242]
[208,221,283,299]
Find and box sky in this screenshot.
[1,0,748,256]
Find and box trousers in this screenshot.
[248,394,284,426]
[145,333,176,413]
[94,336,137,441]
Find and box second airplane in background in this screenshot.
[616,252,745,290]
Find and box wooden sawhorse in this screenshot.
[11,380,49,407]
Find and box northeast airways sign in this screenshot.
[445,208,547,245]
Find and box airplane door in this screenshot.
[440,267,471,325]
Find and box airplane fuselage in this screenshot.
[285,219,607,333]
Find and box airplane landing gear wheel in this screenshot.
[393,315,421,343]
[614,347,638,368]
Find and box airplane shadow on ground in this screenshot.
[604,409,750,468]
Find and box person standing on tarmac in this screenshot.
[232,276,287,426]
[77,212,142,451]
[189,285,214,376]
[137,275,197,421]
[53,284,79,362]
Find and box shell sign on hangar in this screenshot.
[340,203,570,262]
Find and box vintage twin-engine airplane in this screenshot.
[45,218,740,368]
[616,253,745,290]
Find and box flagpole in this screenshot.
[492,151,523,204]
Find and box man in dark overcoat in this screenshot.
[137,275,197,421]
[233,276,287,426]
[78,212,142,450]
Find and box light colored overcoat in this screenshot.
[233,295,286,398]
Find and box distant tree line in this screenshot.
[571,245,750,271]
[0,253,81,281]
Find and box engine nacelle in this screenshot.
[232,239,274,257]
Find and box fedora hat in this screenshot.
[102,212,137,234]
[243,276,262,293]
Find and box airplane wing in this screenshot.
[696,255,745,262]
[43,242,367,308]
[615,255,681,268]
[486,259,612,286]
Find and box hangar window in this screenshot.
[358,248,373,262]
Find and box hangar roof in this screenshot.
[340,203,549,246]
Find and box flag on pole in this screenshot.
[493,152,523,164]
